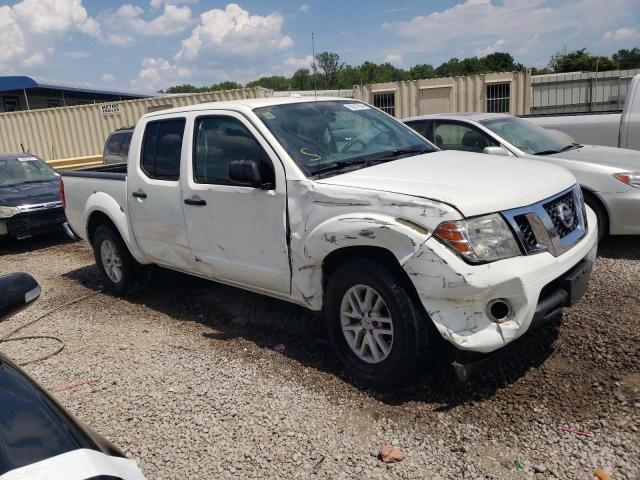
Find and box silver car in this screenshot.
[404,113,640,239]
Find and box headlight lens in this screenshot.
[0,206,19,219]
[435,214,521,263]
[614,172,640,188]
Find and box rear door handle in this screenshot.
[184,197,206,206]
[132,191,147,199]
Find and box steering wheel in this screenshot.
[340,138,367,153]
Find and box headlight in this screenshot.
[435,214,521,263]
[614,172,640,188]
[0,206,19,219]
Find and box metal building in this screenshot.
[352,71,531,118]
[531,69,640,114]
[0,76,149,112]
[0,87,270,162]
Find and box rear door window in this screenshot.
[119,132,132,156]
[141,119,185,180]
[106,134,124,155]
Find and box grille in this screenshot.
[7,208,66,239]
[543,192,578,238]
[515,215,537,250]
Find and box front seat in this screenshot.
[461,130,490,152]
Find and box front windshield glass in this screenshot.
[480,116,574,155]
[0,156,59,187]
[254,101,433,175]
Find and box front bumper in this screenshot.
[403,207,598,353]
[1,207,66,239]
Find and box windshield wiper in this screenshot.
[310,158,386,177]
[534,143,583,155]
[374,147,431,160]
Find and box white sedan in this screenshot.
[404,113,640,240]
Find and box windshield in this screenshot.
[480,116,576,155]
[0,156,59,187]
[254,101,433,176]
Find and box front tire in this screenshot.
[325,259,431,389]
[92,225,137,296]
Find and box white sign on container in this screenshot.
[101,103,121,117]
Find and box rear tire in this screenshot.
[583,191,608,242]
[325,258,431,389]
[92,225,137,296]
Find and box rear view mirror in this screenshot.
[228,160,267,188]
[483,146,510,156]
[0,273,41,323]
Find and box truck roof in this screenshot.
[403,112,511,122]
[143,96,355,120]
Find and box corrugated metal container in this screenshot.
[532,69,640,114]
[352,71,531,118]
[0,87,270,160]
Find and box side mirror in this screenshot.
[228,160,268,188]
[483,146,510,156]
[0,273,41,323]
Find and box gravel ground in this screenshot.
[0,233,638,479]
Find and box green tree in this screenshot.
[482,52,523,72]
[164,84,203,94]
[612,48,640,69]
[549,48,618,72]
[407,63,435,80]
[315,51,343,88]
[246,76,291,90]
[290,68,312,90]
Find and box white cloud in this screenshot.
[0,0,100,72]
[176,3,293,62]
[13,0,100,36]
[299,4,311,13]
[384,0,639,63]
[150,0,198,8]
[102,73,115,82]
[282,55,313,75]
[131,57,192,92]
[384,53,403,65]
[98,3,192,45]
[602,27,640,43]
[64,50,90,59]
[476,38,506,57]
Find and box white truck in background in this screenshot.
[61,97,597,388]
[527,74,640,150]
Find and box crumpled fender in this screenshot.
[83,192,150,265]
[286,179,461,310]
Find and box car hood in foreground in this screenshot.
[0,180,60,207]
[316,150,576,217]
[545,144,640,171]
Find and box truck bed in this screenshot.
[525,112,622,148]
[61,163,128,241]
[62,162,127,181]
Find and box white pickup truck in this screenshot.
[61,97,598,387]
[527,74,640,150]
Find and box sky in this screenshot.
[1,0,639,93]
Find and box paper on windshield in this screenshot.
[344,103,370,111]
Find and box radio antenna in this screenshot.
[312,32,318,102]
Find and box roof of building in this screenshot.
[0,76,149,98]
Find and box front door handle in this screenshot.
[184,197,207,206]
[132,191,147,199]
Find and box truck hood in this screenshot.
[0,180,60,207]
[316,150,576,217]
[545,144,640,171]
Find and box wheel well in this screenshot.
[581,187,609,230]
[322,246,421,304]
[87,211,119,244]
